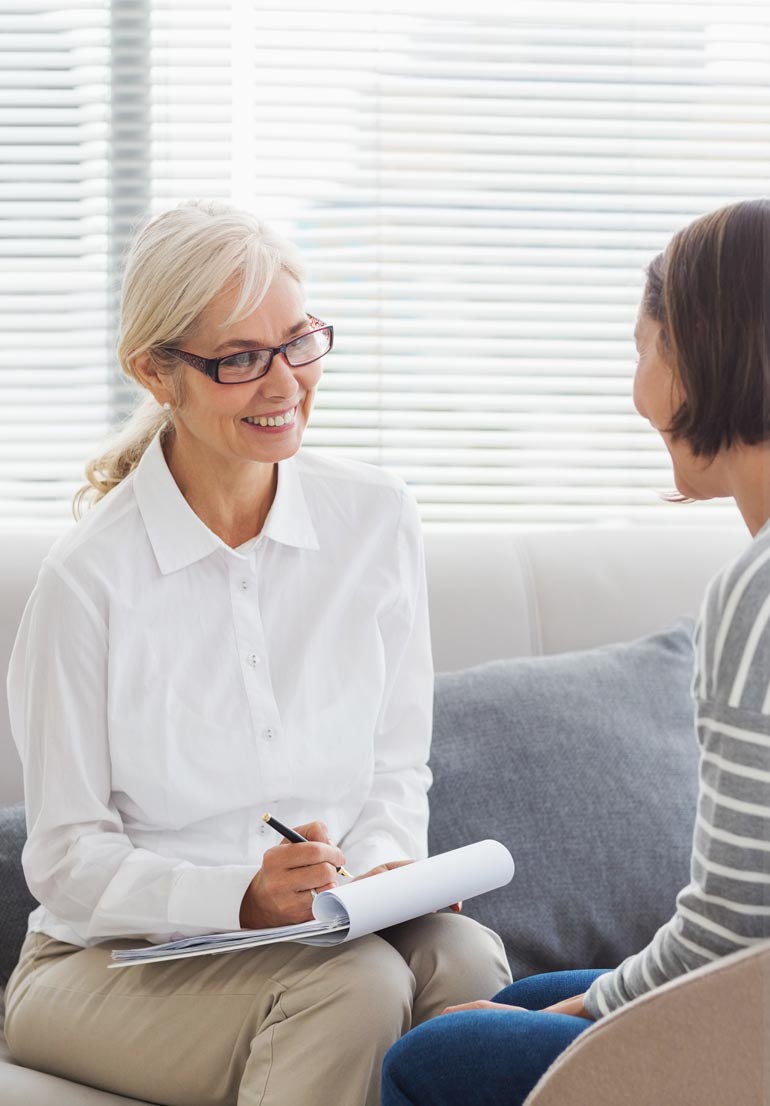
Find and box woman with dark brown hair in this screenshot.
[382,197,770,1106]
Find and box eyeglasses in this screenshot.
[158,314,333,385]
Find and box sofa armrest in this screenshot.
[524,939,770,1106]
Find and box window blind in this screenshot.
[5,0,770,526]
[0,1,110,525]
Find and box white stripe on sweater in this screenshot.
[676,902,756,946]
[701,749,770,784]
[693,844,770,883]
[639,952,657,991]
[730,591,770,707]
[698,597,709,699]
[592,982,612,1018]
[689,884,770,916]
[713,544,770,677]
[668,926,720,962]
[647,924,668,976]
[696,811,770,852]
[700,779,770,818]
[699,716,770,749]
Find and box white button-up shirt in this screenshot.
[8,435,433,946]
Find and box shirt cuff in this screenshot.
[167,863,258,933]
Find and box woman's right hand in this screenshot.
[239,822,347,929]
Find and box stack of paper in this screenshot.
[110,839,514,968]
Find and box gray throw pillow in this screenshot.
[428,621,698,981]
[0,803,37,987]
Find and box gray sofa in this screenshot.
[3,523,769,1106]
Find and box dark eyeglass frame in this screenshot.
[158,314,333,384]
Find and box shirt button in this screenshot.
[241,580,249,591]
[247,653,259,667]
[265,728,274,742]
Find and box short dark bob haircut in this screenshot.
[643,197,770,458]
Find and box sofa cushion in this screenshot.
[428,620,698,980]
[0,804,36,989]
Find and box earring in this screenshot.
[162,402,172,412]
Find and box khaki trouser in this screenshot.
[4,913,510,1106]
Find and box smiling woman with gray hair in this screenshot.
[2,200,510,1106]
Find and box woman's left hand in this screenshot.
[353,859,462,912]
[441,992,592,1019]
[441,1000,526,1015]
[354,859,414,880]
[542,993,593,1019]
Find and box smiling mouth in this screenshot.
[242,405,298,429]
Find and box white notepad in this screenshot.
[109,839,514,968]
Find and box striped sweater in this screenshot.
[584,519,770,1019]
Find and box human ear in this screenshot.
[131,350,176,409]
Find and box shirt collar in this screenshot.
[133,433,319,575]
[262,451,320,553]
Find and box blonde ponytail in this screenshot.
[75,200,305,517]
[74,397,173,518]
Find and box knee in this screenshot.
[411,912,511,987]
[455,914,511,989]
[381,1034,415,1106]
[381,1020,455,1106]
[452,912,507,958]
[466,915,508,966]
[420,912,505,961]
[324,936,414,1034]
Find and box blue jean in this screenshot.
[381,969,609,1106]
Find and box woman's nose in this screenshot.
[265,352,298,395]
[266,353,324,398]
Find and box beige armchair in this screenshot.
[526,938,770,1105]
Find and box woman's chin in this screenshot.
[671,460,727,503]
[672,472,700,500]
[238,418,304,459]
[672,468,723,502]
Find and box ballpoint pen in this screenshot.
[262,812,354,879]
